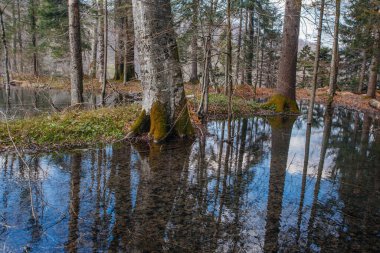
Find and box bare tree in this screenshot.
[0,6,10,93]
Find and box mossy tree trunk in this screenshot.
[128,0,194,143]
[265,0,301,113]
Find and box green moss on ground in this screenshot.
[264,93,299,113]
[0,104,141,150]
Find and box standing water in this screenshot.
[0,100,379,252]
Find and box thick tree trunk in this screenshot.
[128,0,194,143]
[265,0,302,113]
[234,0,243,85]
[189,0,199,84]
[328,0,341,106]
[308,0,325,125]
[68,0,84,105]
[123,0,135,83]
[357,49,367,93]
[0,10,10,93]
[89,0,98,79]
[367,30,379,98]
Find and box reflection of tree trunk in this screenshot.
[264,116,296,253]
[360,114,372,156]
[296,123,312,244]
[109,144,132,251]
[132,141,193,251]
[306,109,332,248]
[66,153,82,253]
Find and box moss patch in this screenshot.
[0,104,141,150]
[174,104,195,138]
[149,101,169,143]
[128,110,150,136]
[263,93,299,113]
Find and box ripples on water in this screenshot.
[0,99,379,252]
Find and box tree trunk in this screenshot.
[0,9,10,92]
[123,0,135,83]
[189,0,199,84]
[68,0,84,105]
[30,0,38,76]
[114,0,123,80]
[357,49,367,93]
[308,0,325,125]
[128,0,194,143]
[101,0,108,105]
[245,6,254,85]
[17,0,23,73]
[265,0,302,113]
[89,0,98,79]
[98,0,104,83]
[226,0,233,141]
[234,0,243,85]
[11,2,17,73]
[328,0,341,106]
[367,29,379,98]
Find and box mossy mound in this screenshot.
[263,93,299,113]
[149,101,169,143]
[128,110,150,136]
[174,104,195,138]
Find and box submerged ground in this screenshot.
[0,87,379,252]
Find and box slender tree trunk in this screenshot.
[189,0,199,84]
[30,0,38,76]
[128,0,194,142]
[367,29,379,98]
[357,49,367,93]
[254,20,260,93]
[266,0,302,113]
[101,0,108,105]
[308,0,325,125]
[89,0,98,78]
[98,0,105,83]
[124,0,135,82]
[328,0,341,106]
[114,0,123,80]
[0,9,10,92]
[17,0,23,73]
[226,0,233,141]
[12,2,17,73]
[235,0,243,85]
[245,6,254,85]
[68,0,84,105]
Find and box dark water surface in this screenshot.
[0,103,380,252]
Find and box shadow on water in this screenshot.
[0,105,379,252]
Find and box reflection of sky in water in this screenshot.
[0,107,379,252]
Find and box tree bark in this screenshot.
[101,0,108,105]
[357,49,367,93]
[128,0,194,142]
[308,0,325,125]
[123,0,135,83]
[367,29,379,98]
[265,0,302,113]
[98,0,105,83]
[68,0,84,105]
[226,0,233,141]
[328,0,341,106]
[11,2,17,73]
[114,0,123,80]
[17,0,23,73]
[89,0,98,79]
[234,0,243,85]
[189,0,199,84]
[0,9,10,93]
[245,6,254,86]
[29,0,38,76]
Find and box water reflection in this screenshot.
[0,87,139,119]
[0,107,379,252]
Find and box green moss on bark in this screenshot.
[149,101,169,143]
[174,104,195,138]
[128,110,150,137]
[264,93,299,113]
